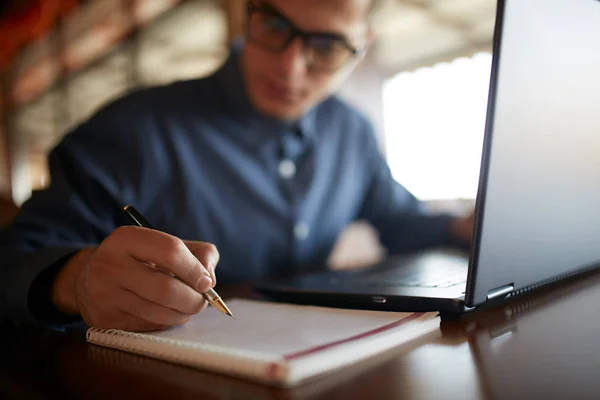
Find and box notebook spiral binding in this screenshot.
[86,327,286,382]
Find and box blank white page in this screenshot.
[149,299,422,357]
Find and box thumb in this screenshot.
[184,241,220,286]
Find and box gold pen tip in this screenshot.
[212,297,234,318]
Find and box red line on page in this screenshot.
[282,312,426,361]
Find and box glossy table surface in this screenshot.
[2,270,600,400]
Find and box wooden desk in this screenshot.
[2,273,600,400]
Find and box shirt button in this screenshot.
[294,222,310,240]
[278,159,296,179]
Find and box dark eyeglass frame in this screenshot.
[246,2,365,71]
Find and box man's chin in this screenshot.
[253,100,306,120]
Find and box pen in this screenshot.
[123,204,234,318]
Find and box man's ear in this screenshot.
[366,27,376,48]
[331,28,376,88]
[355,28,375,66]
[360,27,376,58]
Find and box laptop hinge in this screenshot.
[487,283,514,300]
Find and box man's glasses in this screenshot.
[245,3,364,72]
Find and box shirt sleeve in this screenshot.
[357,125,457,254]
[0,98,151,327]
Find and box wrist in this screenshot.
[51,248,95,315]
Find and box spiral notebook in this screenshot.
[86,299,439,387]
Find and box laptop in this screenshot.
[256,0,600,314]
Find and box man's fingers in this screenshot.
[117,288,191,327]
[113,311,170,332]
[185,241,220,287]
[87,309,169,332]
[110,226,212,292]
[118,261,208,315]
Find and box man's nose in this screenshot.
[277,37,307,78]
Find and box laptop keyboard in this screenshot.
[330,254,468,289]
[358,266,467,288]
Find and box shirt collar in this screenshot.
[214,39,318,143]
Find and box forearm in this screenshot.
[51,248,95,316]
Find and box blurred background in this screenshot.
[0,0,497,265]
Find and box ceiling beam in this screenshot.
[395,0,477,43]
[380,40,492,77]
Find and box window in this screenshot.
[382,52,492,201]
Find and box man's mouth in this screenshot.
[263,79,300,103]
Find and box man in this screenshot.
[0,0,473,331]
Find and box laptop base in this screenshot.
[255,284,471,314]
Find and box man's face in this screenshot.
[241,0,372,120]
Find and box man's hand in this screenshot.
[51,226,219,331]
[449,210,475,246]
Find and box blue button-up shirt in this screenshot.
[0,43,455,325]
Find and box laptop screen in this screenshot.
[466,0,600,306]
